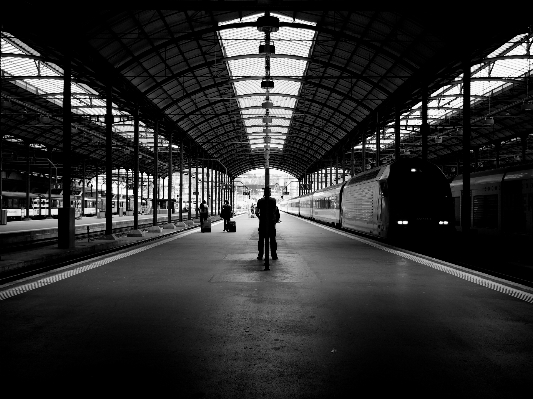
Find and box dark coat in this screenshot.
[221,204,232,219]
[255,197,279,230]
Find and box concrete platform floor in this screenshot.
[1,213,532,397]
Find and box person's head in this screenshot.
[224,200,229,205]
[263,187,271,197]
[202,200,206,204]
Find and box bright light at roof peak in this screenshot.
[219,12,316,27]
[218,13,316,153]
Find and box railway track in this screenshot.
[286,212,533,289]
[0,219,204,285]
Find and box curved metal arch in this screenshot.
[197,117,347,152]
[212,143,319,169]
[116,20,418,79]
[143,53,392,99]
[203,93,367,130]
[191,109,349,150]
[222,154,309,179]
[174,97,354,137]
[160,75,373,116]
[195,100,353,134]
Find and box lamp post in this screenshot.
[234,180,250,210]
[282,180,299,198]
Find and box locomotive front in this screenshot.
[386,159,454,241]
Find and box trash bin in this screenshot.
[118,207,124,216]
[1,209,7,225]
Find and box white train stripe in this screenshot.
[292,214,533,304]
[0,225,209,301]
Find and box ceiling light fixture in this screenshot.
[259,43,275,54]
[522,101,533,110]
[261,80,274,89]
[257,15,280,32]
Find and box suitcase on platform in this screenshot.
[227,220,236,232]
[201,219,211,233]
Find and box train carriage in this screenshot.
[299,194,313,219]
[283,158,454,242]
[312,182,344,227]
[451,163,533,238]
[285,197,300,216]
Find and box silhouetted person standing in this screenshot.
[221,199,232,232]
[199,199,208,227]
[255,189,279,260]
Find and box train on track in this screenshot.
[279,158,455,241]
[1,190,148,221]
[450,162,533,239]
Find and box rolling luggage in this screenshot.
[201,219,211,233]
[227,220,236,232]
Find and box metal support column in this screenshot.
[201,158,205,204]
[59,53,74,248]
[495,141,500,168]
[350,141,355,176]
[95,164,99,218]
[395,105,401,162]
[0,135,3,227]
[213,163,217,215]
[521,134,528,163]
[24,141,31,220]
[376,114,380,167]
[82,159,86,216]
[195,149,199,218]
[116,169,120,215]
[461,57,471,235]
[205,160,209,215]
[168,132,172,223]
[188,151,192,220]
[125,168,129,212]
[153,120,159,226]
[179,139,183,221]
[133,106,139,229]
[342,150,346,181]
[335,155,338,184]
[47,147,53,219]
[211,162,215,215]
[362,130,366,171]
[421,84,429,161]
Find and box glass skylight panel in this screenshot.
[219,13,316,151]
[1,32,173,151]
[380,32,532,146]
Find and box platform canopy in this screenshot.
[1,6,531,179]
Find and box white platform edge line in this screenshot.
[289,214,533,304]
[0,226,206,301]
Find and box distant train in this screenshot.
[450,162,533,238]
[1,191,148,221]
[279,158,454,240]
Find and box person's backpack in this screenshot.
[200,204,208,215]
[273,206,280,223]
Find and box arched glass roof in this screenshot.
[1,9,531,180]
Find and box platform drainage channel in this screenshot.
[210,253,317,283]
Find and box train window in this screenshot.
[454,197,460,226]
[473,195,498,228]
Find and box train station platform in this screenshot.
[1,213,532,397]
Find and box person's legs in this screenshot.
[270,228,277,258]
[257,230,264,259]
